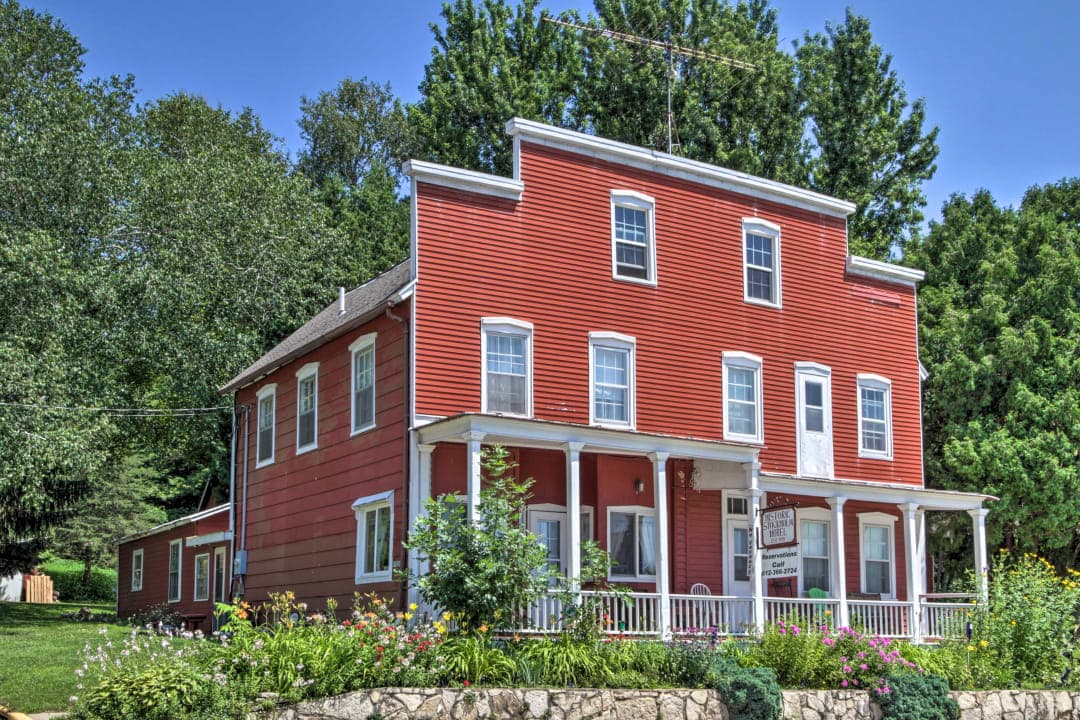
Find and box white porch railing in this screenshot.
[502,591,976,641]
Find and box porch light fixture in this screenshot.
[634,477,645,494]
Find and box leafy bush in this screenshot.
[441,632,516,685]
[513,634,610,687]
[41,555,117,603]
[660,638,716,687]
[896,642,974,690]
[741,617,830,687]
[876,672,958,720]
[125,603,185,630]
[708,655,782,720]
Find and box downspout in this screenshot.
[237,404,251,599]
[386,301,410,604]
[227,403,237,602]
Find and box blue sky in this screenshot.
[24,0,1080,223]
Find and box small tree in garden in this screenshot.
[404,445,552,629]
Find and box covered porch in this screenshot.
[409,414,990,642]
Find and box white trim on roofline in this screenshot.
[403,159,524,201]
[505,118,857,218]
[846,256,925,287]
[758,471,993,512]
[118,505,230,545]
[185,530,232,548]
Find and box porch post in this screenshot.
[564,442,584,593]
[464,432,485,524]
[650,451,671,639]
[408,443,436,608]
[747,463,765,635]
[900,503,922,642]
[969,507,989,602]
[827,496,849,628]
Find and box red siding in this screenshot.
[414,142,922,485]
[233,305,410,612]
[117,508,230,628]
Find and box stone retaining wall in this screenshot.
[271,687,1080,720]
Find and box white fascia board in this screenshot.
[185,531,232,548]
[758,472,994,511]
[846,256,926,287]
[505,118,856,218]
[117,505,230,545]
[403,159,524,201]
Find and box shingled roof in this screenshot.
[219,261,413,394]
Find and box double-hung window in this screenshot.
[481,318,532,416]
[350,333,377,434]
[722,352,763,443]
[607,506,656,580]
[589,332,635,428]
[611,191,656,285]
[213,546,227,604]
[131,549,144,592]
[800,516,831,594]
[167,539,182,603]
[194,553,210,602]
[256,384,276,467]
[354,491,393,583]
[742,218,782,307]
[859,513,896,598]
[795,362,834,478]
[857,374,893,459]
[296,362,319,453]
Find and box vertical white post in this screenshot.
[650,451,671,639]
[827,496,848,628]
[564,442,584,593]
[969,508,989,602]
[747,462,765,635]
[917,509,927,595]
[901,502,922,642]
[465,432,485,524]
[409,443,436,608]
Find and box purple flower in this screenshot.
[860,663,868,671]
[840,656,848,662]
[841,679,849,688]
[822,638,835,646]
[791,625,801,636]
[843,665,852,673]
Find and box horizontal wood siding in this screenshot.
[233,305,409,612]
[414,142,922,486]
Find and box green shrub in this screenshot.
[514,635,609,687]
[896,642,974,690]
[41,555,117,603]
[607,668,658,689]
[441,632,515,685]
[709,656,782,720]
[661,638,715,687]
[740,617,830,687]
[875,672,958,720]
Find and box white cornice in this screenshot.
[846,255,925,287]
[759,472,993,511]
[505,118,857,218]
[403,160,524,201]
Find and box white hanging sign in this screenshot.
[759,505,797,548]
[760,546,799,578]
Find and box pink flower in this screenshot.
[841,680,849,688]
[860,663,868,671]
[840,656,848,662]
[778,627,786,635]
[791,625,801,636]
[843,665,852,673]
[822,637,835,646]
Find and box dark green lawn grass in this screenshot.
[0,601,126,713]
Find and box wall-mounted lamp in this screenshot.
[634,477,645,494]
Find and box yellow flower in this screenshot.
[443,611,453,621]
[979,640,989,648]
[409,602,418,611]
[404,612,414,621]
[479,624,489,633]
[967,645,975,652]
[1010,620,1017,626]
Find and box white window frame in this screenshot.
[606,505,657,582]
[167,539,182,603]
[722,351,764,443]
[858,512,897,599]
[130,548,144,592]
[349,332,377,435]
[742,218,782,308]
[480,317,533,417]
[610,190,657,286]
[589,331,636,429]
[295,362,319,454]
[255,383,276,468]
[193,552,210,602]
[722,489,751,590]
[856,373,893,460]
[797,507,832,597]
[794,362,834,479]
[526,502,596,576]
[353,490,394,583]
[213,546,227,604]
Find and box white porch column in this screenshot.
[408,443,436,608]
[650,452,671,639]
[900,503,923,642]
[747,462,765,635]
[464,432,485,524]
[564,442,584,592]
[969,507,989,602]
[827,496,849,628]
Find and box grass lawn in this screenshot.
[0,601,126,714]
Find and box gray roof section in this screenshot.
[219,261,413,394]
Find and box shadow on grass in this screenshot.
[0,601,116,629]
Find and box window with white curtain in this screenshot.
[607,506,656,580]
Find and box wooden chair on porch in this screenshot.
[689,583,714,630]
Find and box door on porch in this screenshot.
[723,492,753,632]
[525,504,594,630]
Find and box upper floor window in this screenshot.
[722,351,763,443]
[295,362,319,453]
[608,505,656,581]
[857,374,893,459]
[256,384,276,467]
[167,539,182,603]
[743,218,782,307]
[589,332,636,428]
[481,317,532,416]
[130,549,144,592]
[611,191,656,285]
[350,333,377,434]
[795,362,834,478]
[354,490,393,583]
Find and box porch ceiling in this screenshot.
[414,413,760,464]
[759,471,995,511]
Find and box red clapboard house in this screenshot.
[122,119,992,641]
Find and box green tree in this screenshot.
[907,182,1080,575]
[410,0,584,175]
[404,445,552,629]
[796,10,939,259]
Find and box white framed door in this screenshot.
[528,510,566,581]
[726,521,752,598]
[796,364,834,478]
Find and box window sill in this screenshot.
[481,410,532,419]
[743,296,782,310]
[350,422,376,437]
[194,596,209,603]
[723,432,764,445]
[355,572,393,585]
[167,598,181,604]
[593,421,634,431]
[255,458,275,469]
[612,273,658,288]
[857,450,894,461]
[296,443,318,456]
[608,575,657,583]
